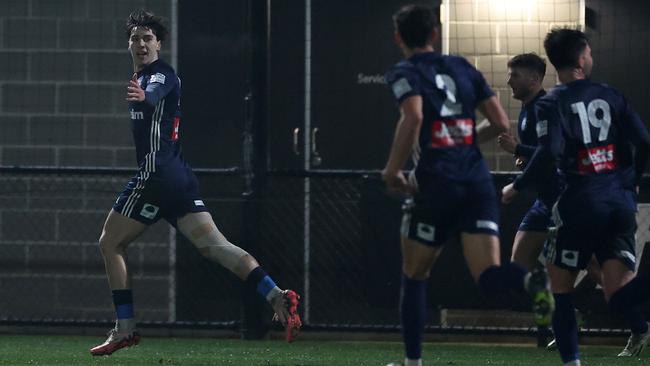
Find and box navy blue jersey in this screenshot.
[129,59,182,169]
[515,90,546,159]
[514,89,562,205]
[385,52,494,182]
[515,79,649,204]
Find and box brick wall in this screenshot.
[0,0,174,323]
[447,0,582,171]
[0,0,172,167]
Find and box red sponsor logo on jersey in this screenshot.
[577,144,617,174]
[171,117,180,141]
[431,118,474,147]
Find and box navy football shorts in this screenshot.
[518,199,553,232]
[113,160,208,226]
[401,177,499,247]
[544,193,637,271]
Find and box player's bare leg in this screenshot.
[598,259,650,357]
[91,209,147,356]
[393,237,442,366]
[511,230,547,271]
[177,211,301,342]
[461,232,500,280]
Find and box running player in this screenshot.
[498,53,560,271]
[90,10,300,356]
[502,28,650,365]
[382,5,552,366]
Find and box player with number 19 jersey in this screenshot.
[385,52,499,246]
[518,79,650,270]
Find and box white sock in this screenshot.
[564,360,580,366]
[266,286,283,302]
[405,358,422,366]
[116,318,136,332]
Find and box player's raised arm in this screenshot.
[476,95,509,143]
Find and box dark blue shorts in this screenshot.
[518,199,552,232]
[113,160,208,226]
[544,192,637,271]
[401,177,499,247]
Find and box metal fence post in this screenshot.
[240,0,271,340]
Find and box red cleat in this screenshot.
[284,290,302,343]
[90,328,141,356]
[271,289,302,343]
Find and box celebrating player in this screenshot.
[382,5,552,366]
[502,28,650,364]
[498,53,560,270]
[90,10,300,356]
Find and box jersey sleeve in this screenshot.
[618,95,650,184]
[515,143,536,159]
[385,65,420,105]
[144,67,178,106]
[513,96,561,191]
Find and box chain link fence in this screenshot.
[2,168,650,336]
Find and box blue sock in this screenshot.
[478,263,528,294]
[112,289,134,319]
[552,293,580,363]
[401,275,426,360]
[246,267,279,299]
[609,277,650,334]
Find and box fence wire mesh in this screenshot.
[2,169,649,335]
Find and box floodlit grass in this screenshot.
[0,335,645,365]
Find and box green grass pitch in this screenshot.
[0,335,645,365]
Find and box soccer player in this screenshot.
[497,53,559,271]
[382,5,552,366]
[90,10,300,356]
[502,28,650,364]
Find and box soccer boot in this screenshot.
[526,268,554,327]
[618,324,650,357]
[90,327,141,356]
[271,289,302,342]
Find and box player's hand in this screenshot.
[501,182,519,204]
[381,169,413,196]
[126,73,145,102]
[497,132,517,154]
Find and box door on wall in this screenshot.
[268,0,440,326]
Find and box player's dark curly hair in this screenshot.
[544,28,589,71]
[393,4,440,49]
[126,9,168,42]
[507,53,546,77]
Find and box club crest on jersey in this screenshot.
[577,144,617,174]
[150,72,166,84]
[140,203,159,219]
[431,118,473,147]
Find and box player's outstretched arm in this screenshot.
[476,95,509,143]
